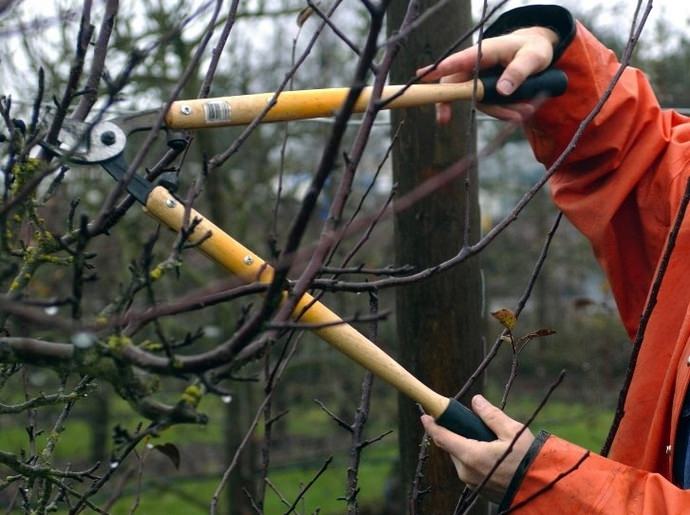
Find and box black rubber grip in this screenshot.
[435,398,497,441]
[480,68,567,105]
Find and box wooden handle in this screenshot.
[145,186,450,417]
[164,69,567,130]
[164,83,481,130]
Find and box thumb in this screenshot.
[471,395,521,440]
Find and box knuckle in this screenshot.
[517,46,551,69]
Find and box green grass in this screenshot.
[107,453,394,515]
[0,418,93,461]
[501,397,614,451]
[0,393,613,514]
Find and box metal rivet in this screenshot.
[666,444,673,455]
[165,199,176,208]
[180,105,192,115]
[100,130,116,146]
[243,255,254,265]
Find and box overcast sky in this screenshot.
[477,1,690,29]
[557,0,689,28]
[469,1,690,58]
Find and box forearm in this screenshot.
[497,8,685,337]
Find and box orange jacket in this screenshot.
[501,14,690,515]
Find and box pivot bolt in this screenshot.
[243,255,254,265]
[100,130,116,146]
[165,198,176,208]
[180,105,192,116]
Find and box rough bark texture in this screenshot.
[387,1,485,513]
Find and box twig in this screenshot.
[207,0,345,170]
[265,478,291,509]
[0,387,93,414]
[89,0,222,233]
[383,0,504,49]
[283,456,333,515]
[457,371,566,512]
[319,264,414,276]
[456,213,562,401]
[344,290,380,513]
[306,0,362,58]
[209,335,301,514]
[267,310,388,331]
[69,424,163,514]
[198,0,241,98]
[44,0,94,145]
[73,0,119,121]
[594,0,660,456]
[314,398,353,433]
[409,432,431,514]
[499,451,590,514]
[602,170,690,453]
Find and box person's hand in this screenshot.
[421,394,535,502]
[416,27,560,124]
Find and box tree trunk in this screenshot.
[387,1,485,513]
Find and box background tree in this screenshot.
[386,1,484,513]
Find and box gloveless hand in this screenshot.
[416,27,560,124]
[421,394,535,502]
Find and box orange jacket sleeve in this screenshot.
[487,6,690,513]
[505,434,690,514]
[525,17,690,340]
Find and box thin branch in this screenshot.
[314,398,352,433]
[283,456,333,515]
[602,166,690,454]
[44,0,94,145]
[207,0,345,169]
[73,0,119,121]
[209,336,301,514]
[458,371,566,512]
[265,479,291,509]
[68,424,163,514]
[89,0,223,233]
[198,0,240,98]
[409,432,431,514]
[307,0,362,57]
[499,451,590,514]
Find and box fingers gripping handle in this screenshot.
[436,398,497,442]
[481,68,568,105]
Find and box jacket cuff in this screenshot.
[497,430,550,512]
[484,5,576,65]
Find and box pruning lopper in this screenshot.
[45,69,567,442]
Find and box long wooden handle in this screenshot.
[144,186,450,417]
[164,69,568,130]
[164,84,479,130]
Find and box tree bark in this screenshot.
[387,1,485,513]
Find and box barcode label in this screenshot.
[204,101,231,123]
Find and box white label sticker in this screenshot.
[204,101,231,123]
